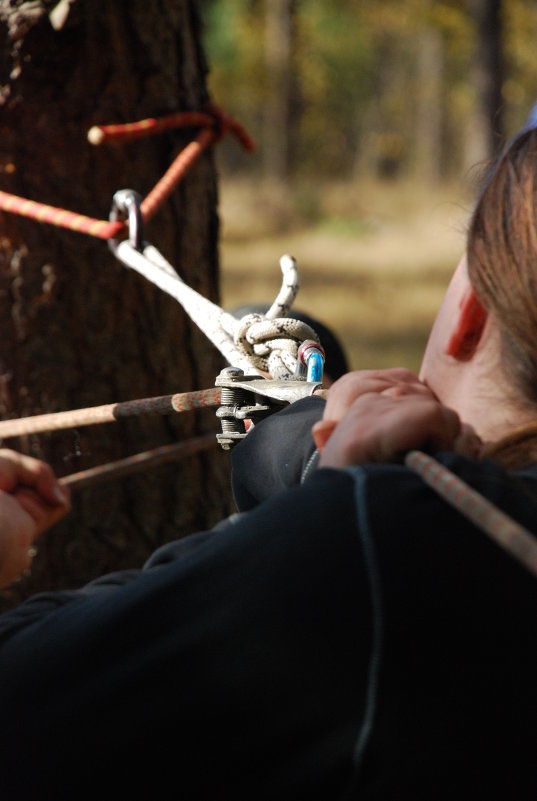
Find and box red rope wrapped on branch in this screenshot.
[0,104,255,240]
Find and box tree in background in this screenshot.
[414,7,445,183]
[263,0,296,183]
[204,0,537,182]
[0,0,233,605]
[465,0,504,170]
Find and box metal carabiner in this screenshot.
[214,366,325,449]
[108,189,144,254]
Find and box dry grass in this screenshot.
[217,177,472,373]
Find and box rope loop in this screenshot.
[0,103,255,241]
[227,254,317,378]
[265,254,300,319]
[112,243,319,379]
[233,313,320,378]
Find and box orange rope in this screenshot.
[87,111,216,145]
[87,105,255,152]
[140,126,217,222]
[0,106,255,240]
[0,190,123,239]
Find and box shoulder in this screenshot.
[349,451,537,510]
[346,453,537,595]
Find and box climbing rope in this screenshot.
[0,90,326,496]
[0,104,260,488]
[0,102,316,378]
[87,111,218,145]
[0,105,254,240]
[0,388,221,439]
[87,104,254,151]
[3,101,534,590]
[112,239,319,379]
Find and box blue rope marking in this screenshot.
[306,351,324,383]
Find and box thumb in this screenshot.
[311,419,337,453]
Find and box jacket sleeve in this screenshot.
[231,394,325,511]
[0,468,370,801]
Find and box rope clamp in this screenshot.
[215,367,323,450]
[108,189,144,254]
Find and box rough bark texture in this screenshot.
[0,0,234,607]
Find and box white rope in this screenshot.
[114,243,319,378]
[233,313,319,378]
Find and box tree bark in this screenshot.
[0,0,233,606]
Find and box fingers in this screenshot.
[0,450,70,588]
[0,448,70,543]
[314,369,442,458]
[322,368,433,423]
[311,419,337,452]
[316,392,471,469]
[0,491,40,588]
[0,449,70,507]
[382,396,462,459]
[13,487,71,537]
[0,452,71,588]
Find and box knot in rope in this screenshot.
[233,312,320,379]
[112,243,317,378]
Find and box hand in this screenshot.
[313,387,480,470]
[312,368,435,452]
[0,450,71,588]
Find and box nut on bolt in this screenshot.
[216,367,248,450]
[216,367,245,384]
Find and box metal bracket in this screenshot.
[215,366,323,450]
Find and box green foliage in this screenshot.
[504,0,537,130]
[293,3,375,173]
[204,0,265,117]
[202,0,537,180]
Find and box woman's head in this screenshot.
[467,128,537,404]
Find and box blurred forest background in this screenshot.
[201,0,537,372]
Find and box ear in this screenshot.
[445,290,487,361]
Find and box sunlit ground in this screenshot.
[217,176,472,374]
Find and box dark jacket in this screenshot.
[0,398,536,800]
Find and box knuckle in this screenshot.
[34,460,55,483]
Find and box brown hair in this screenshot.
[467,128,537,405]
[467,128,537,467]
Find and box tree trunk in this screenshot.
[414,25,444,182]
[465,0,504,171]
[263,0,295,183]
[0,0,233,607]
